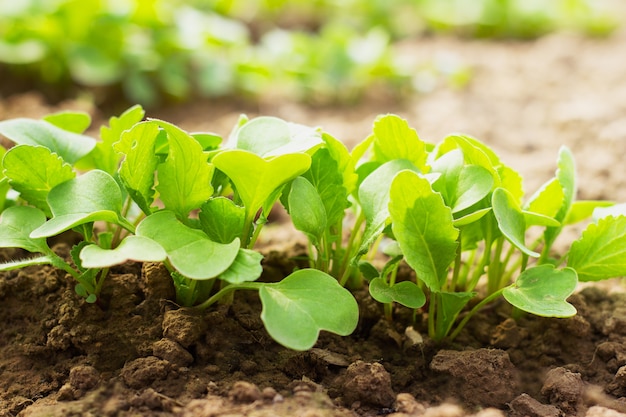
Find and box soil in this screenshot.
[2,29,626,417]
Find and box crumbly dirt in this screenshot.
[2,29,626,417]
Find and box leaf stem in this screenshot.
[193,282,263,311]
[448,288,505,341]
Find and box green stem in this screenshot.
[93,267,110,297]
[448,288,506,341]
[487,238,504,295]
[449,233,463,292]
[428,293,436,340]
[194,282,263,311]
[47,251,80,280]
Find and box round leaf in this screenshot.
[503,265,577,317]
[369,278,426,309]
[80,236,167,269]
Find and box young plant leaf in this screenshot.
[31,170,133,238]
[525,177,564,219]
[368,278,426,309]
[43,111,91,134]
[389,170,459,292]
[434,291,475,341]
[303,147,350,228]
[288,176,327,245]
[79,236,168,269]
[259,269,358,350]
[0,118,96,164]
[371,114,428,171]
[234,116,322,157]
[0,206,49,253]
[0,256,55,271]
[321,132,358,196]
[358,159,418,254]
[453,207,492,227]
[566,200,615,225]
[503,265,577,317]
[219,249,263,284]
[155,120,214,219]
[137,210,240,280]
[492,187,539,257]
[543,147,577,252]
[78,104,145,174]
[567,215,626,282]
[212,149,311,223]
[2,145,75,216]
[199,197,245,244]
[114,121,160,214]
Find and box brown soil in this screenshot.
[2,29,626,417]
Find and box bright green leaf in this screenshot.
[371,114,428,171]
[565,201,615,224]
[544,147,577,251]
[259,269,358,350]
[79,236,167,268]
[115,122,160,214]
[451,165,494,213]
[31,170,131,238]
[234,116,322,157]
[453,207,492,227]
[155,120,214,219]
[212,149,311,222]
[434,291,475,341]
[288,177,327,245]
[568,215,626,281]
[0,206,49,253]
[503,265,577,317]
[137,210,240,280]
[220,249,263,284]
[492,187,539,257]
[2,145,75,216]
[199,197,245,244]
[369,278,426,309]
[0,118,96,164]
[43,111,91,134]
[358,159,418,254]
[525,177,564,219]
[389,170,459,291]
[322,132,358,196]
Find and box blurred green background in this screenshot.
[0,0,620,107]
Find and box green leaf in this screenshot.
[155,120,214,219]
[212,149,311,222]
[371,114,428,171]
[79,236,167,269]
[438,135,499,186]
[199,197,245,244]
[43,111,91,134]
[234,116,322,157]
[220,249,263,284]
[453,207,491,227]
[358,159,418,254]
[137,210,240,280]
[566,201,615,224]
[451,165,494,213]
[114,121,160,214]
[522,211,560,227]
[0,118,96,164]
[389,170,459,291]
[434,291,475,341]
[78,104,145,174]
[259,269,358,350]
[288,177,327,245]
[303,147,350,228]
[544,147,577,250]
[567,215,626,282]
[31,170,130,238]
[525,178,564,219]
[369,278,426,309]
[0,206,49,253]
[503,265,577,317]
[321,132,358,196]
[492,188,539,257]
[2,145,75,216]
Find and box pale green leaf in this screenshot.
[389,170,459,291]
[31,170,130,238]
[220,249,263,284]
[155,120,214,219]
[492,188,539,257]
[43,111,91,134]
[259,269,358,350]
[234,116,322,157]
[503,265,577,317]
[369,278,426,309]
[199,197,245,244]
[371,114,428,171]
[80,236,167,268]
[2,145,75,216]
[0,206,49,253]
[137,210,240,280]
[0,118,96,164]
[568,215,626,281]
[288,177,327,245]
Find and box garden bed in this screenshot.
[2,30,626,417]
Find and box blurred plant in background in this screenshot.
[0,0,619,107]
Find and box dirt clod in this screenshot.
[229,381,262,403]
[152,338,194,368]
[509,393,562,417]
[121,356,172,389]
[541,367,585,414]
[162,308,207,348]
[430,349,519,408]
[341,360,395,408]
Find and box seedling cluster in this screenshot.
[0,108,624,349]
